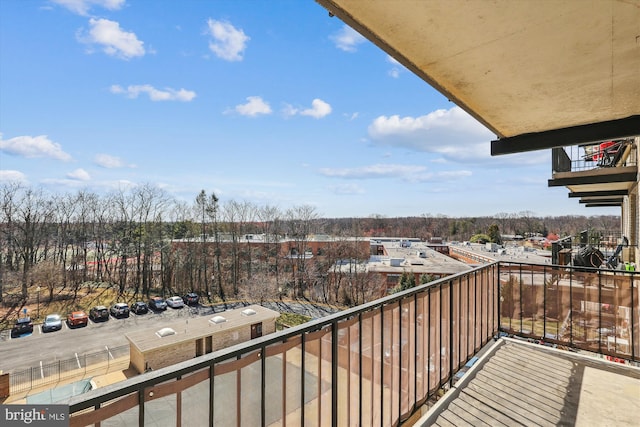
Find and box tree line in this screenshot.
[0,182,619,308]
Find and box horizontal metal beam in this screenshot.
[584,203,622,208]
[548,171,637,187]
[491,115,640,156]
[579,198,623,204]
[568,190,628,198]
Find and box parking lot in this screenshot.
[0,300,342,374]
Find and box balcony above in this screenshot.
[549,139,637,207]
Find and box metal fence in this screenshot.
[499,262,639,360]
[68,264,499,427]
[64,261,639,426]
[10,344,129,394]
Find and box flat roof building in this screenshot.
[126,305,279,374]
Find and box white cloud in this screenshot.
[67,168,91,181]
[330,25,366,52]
[319,163,473,185]
[206,19,249,61]
[386,55,403,78]
[408,170,472,183]
[319,164,426,179]
[368,106,497,162]
[52,0,125,16]
[78,18,145,60]
[329,183,365,195]
[284,99,332,119]
[0,170,28,183]
[231,96,272,117]
[110,84,196,101]
[300,99,332,119]
[94,153,124,168]
[0,134,72,161]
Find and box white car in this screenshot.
[166,296,184,308]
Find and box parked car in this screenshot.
[183,292,199,306]
[166,296,184,309]
[148,297,167,311]
[42,314,63,333]
[110,303,130,318]
[67,311,89,328]
[11,317,33,338]
[131,301,149,315]
[89,305,109,322]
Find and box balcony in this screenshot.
[549,139,637,207]
[65,262,639,426]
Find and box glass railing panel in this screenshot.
[143,381,177,427]
[400,296,415,417]
[212,360,239,426]
[371,309,383,426]
[301,328,329,426]
[601,273,633,358]
[180,369,210,427]
[359,311,375,427]
[382,302,399,426]
[319,327,334,427]
[282,337,303,426]
[428,286,441,393]
[415,292,427,403]
[239,351,262,427]
[458,275,469,363]
[440,282,451,385]
[543,268,568,341]
[263,339,299,427]
[70,393,139,427]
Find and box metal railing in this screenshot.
[65,261,639,426]
[10,345,129,394]
[499,262,638,360]
[68,264,499,426]
[552,139,637,173]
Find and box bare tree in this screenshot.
[3,185,55,298]
[257,204,283,286]
[239,271,278,305]
[196,190,223,301]
[285,205,320,297]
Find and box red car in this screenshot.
[67,311,89,328]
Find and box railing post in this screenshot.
[569,264,574,346]
[358,312,363,427]
[300,331,305,427]
[331,321,338,427]
[380,304,385,425]
[261,345,266,427]
[138,388,145,426]
[598,269,603,354]
[631,273,635,361]
[209,364,215,427]
[497,263,501,335]
[543,265,547,340]
[413,293,417,412]
[449,280,454,388]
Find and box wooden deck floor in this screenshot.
[419,338,640,427]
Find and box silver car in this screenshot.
[166,296,184,308]
[42,314,63,333]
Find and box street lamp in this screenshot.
[36,286,41,319]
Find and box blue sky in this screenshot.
[0,0,616,218]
